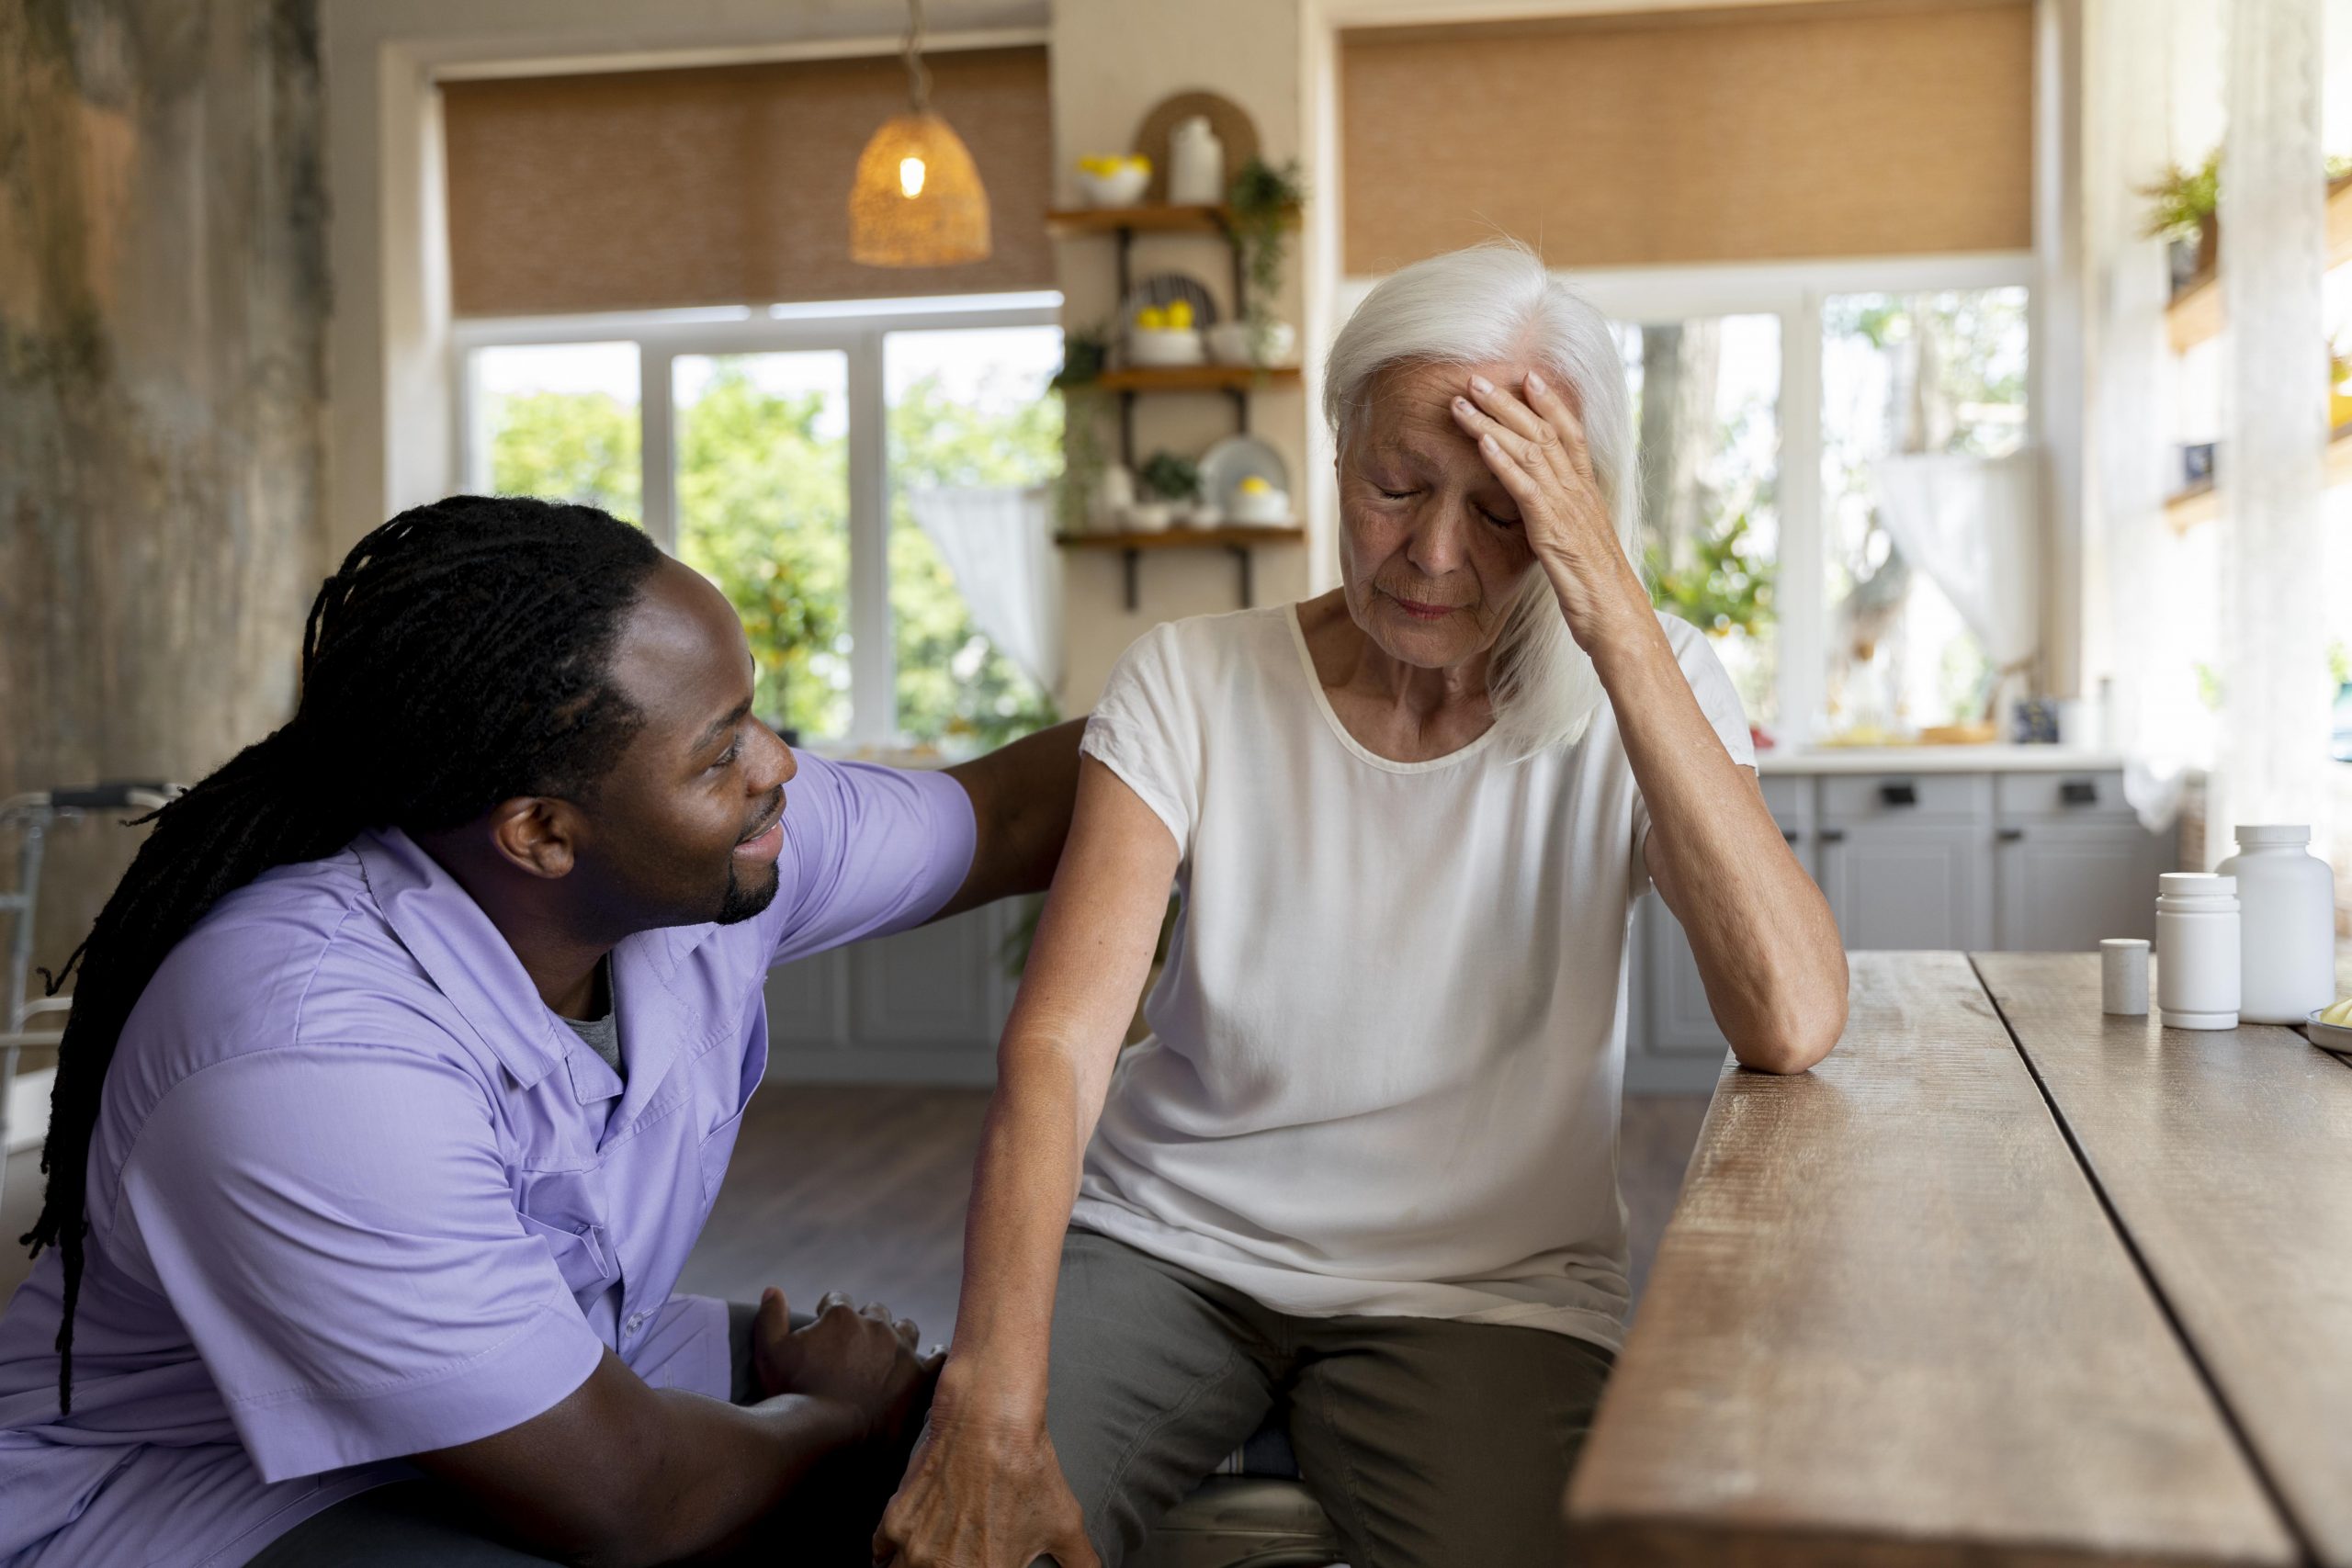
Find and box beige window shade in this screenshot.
[442,47,1052,317]
[1341,1,2032,275]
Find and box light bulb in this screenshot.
[899,157,927,198]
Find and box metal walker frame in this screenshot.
[0,784,179,1213]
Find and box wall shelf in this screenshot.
[1055,525,1306,610]
[2165,177,2352,354]
[2165,420,2352,533]
[1095,365,1300,393]
[1045,203,1299,238]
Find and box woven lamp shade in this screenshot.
[850,112,990,267]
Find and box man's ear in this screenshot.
[486,796,582,880]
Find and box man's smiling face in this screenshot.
[564,556,799,931]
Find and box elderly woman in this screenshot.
[876,243,1848,1568]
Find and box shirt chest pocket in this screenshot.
[513,1164,618,1300]
[690,1025,768,1203]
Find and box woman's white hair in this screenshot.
[1323,240,1636,759]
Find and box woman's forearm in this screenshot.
[1586,603,1847,1072]
[936,1043,1097,1422]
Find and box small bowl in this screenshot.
[1229,489,1293,525]
[1204,321,1299,367]
[1076,165,1150,208]
[1127,328,1205,367]
[1124,502,1174,533]
[2306,1010,2352,1054]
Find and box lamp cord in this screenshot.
[901,0,931,114]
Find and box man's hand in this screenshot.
[753,1287,944,1453]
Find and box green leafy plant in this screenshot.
[1645,511,1775,639]
[1053,323,1113,536]
[1051,323,1109,390]
[2138,150,2221,245]
[1226,156,1306,362]
[1138,448,1199,502]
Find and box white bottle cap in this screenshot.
[2234,824,2312,846]
[2160,872,2237,898]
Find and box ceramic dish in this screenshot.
[1204,321,1299,367]
[2305,1010,2352,1054]
[1126,328,1205,367]
[1118,273,1219,334]
[1196,434,1289,515]
[1076,164,1149,208]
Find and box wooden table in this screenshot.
[1567,951,2352,1567]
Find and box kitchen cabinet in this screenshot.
[764,900,1016,1084]
[1628,761,2171,1092]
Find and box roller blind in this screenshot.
[441,47,1053,317]
[1340,0,2033,275]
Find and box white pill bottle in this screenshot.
[2215,825,2335,1024]
[2156,873,2240,1030]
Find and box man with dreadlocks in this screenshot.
[0,497,1088,1566]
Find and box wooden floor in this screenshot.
[1,1089,1713,1337]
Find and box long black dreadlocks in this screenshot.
[21,494,665,1413]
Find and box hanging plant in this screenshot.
[1226,156,1306,365]
[1053,321,1111,535]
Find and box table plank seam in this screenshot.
[1966,953,2325,1568]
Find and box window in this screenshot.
[459,294,1064,753]
[471,342,640,519]
[885,327,1062,749]
[673,352,854,741]
[1504,255,2033,746]
[1819,288,2030,738]
[1615,314,1783,727]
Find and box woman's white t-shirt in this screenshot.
[1072,604,1754,1352]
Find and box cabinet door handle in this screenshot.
[2060,779,2098,807]
[1818,828,1848,844]
[1782,828,1803,843]
[1879,782,1919,807]
[1998,827,2026,842]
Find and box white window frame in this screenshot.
[451,290,1063,748]
[1335,251,2036,740]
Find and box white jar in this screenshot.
[2155,873,2240,1030]
[2216,825,2335,1024]
[1168,116,1225,206]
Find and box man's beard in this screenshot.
[717,860,781,925]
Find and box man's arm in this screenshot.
[419,1349,864,1568]
[420,1293,934,1568]
[933,717,1086,919]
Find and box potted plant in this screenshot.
[1225,156,1306,367]
[2138,150,2220,295]
[1136,449,1201,529]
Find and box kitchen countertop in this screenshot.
[1755,744,2124,776]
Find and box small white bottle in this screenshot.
[2156,873,2240,1030]
[2216,825,2335,1024]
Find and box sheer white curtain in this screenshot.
[907,486,1064,698]
[2221,0,2332,837]
[1873,452,2041,720]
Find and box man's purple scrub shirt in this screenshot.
[0,754,975,1568]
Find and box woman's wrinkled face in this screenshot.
[1336,358,1543,671]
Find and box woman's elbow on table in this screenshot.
[1728,967,1849,1076]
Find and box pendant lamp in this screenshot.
[849,0,990,267]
